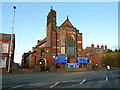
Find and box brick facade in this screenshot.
[22,8,108,71]
[0,33,16,73]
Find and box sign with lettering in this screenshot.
[55,56,68,63]
[66,63,79,68]
[77,57,88,63]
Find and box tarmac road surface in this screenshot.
[2,69,120,89]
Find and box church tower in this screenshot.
[46,7,57,55]
[46,7,57,47]
[47,6,56,29]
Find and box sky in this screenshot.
[1,2,118,64]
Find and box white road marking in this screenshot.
[50,82,60,88]
[79,79,86,84]
[72,79,86,86]
[61,80,79,83]
[106,77,108,81]
[28,83,41,86]
[98,77,109,83]
[11,85,23,89]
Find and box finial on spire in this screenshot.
[67,15,69,20]
[51,6,53,11]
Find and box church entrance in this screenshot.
[39,59,46,71]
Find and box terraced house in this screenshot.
[0,33,18,73]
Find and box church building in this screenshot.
[22,8,107,71]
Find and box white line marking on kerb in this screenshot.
[80,79,86,84]
[11,85,23,89]
[106,77,108,81]
[50,82,60,88]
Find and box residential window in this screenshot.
[1,43,9,53]
[0,57,7,68]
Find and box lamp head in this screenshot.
[13,6,16,9]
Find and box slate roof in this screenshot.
[0,33,15,40]
[60,19,73,27]
[86,47,108,54]
[34,38,46,49]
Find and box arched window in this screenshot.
[60,36,65,46]
[60,36,65,54]
[67,36,74,55]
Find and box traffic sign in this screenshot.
[66,63,79,68]
[77,57,88,63]
[55,56,68,63]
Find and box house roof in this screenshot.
[86,47,108,54]
[34,38,46,49]
[60,17,73,27]
[0,33,15,40]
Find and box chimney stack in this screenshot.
[101,45,104,49]
[37,40,40,43]
[91,44,94,48]
[97,44,99,49]
[105,45,107,49]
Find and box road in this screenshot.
[2,70,120,89]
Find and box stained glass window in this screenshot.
[67,36,74,55]
[61,47,65,54]
[60,36,65,54]
[60,36,65,46]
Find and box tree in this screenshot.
[107,49,113,53]
[114,49,118,52]
[101,53,120,67]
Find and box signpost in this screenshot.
[77,57,88,63]
[66,63,79,68]
[55,56,88,69]
[55,56,68,63]
[77,57,88,68]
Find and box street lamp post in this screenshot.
[86,53,90,70]
[8,5,16,73]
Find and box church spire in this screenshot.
[51,6,53,11]
[47,6,56,27]
[67,15,69,20]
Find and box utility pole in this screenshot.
[8,5,16,73]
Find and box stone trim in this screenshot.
[78,41,82,43]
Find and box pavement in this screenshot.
[1,69,120,90]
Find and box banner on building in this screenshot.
[77,57,88,63]
[66,63,79,68]
[55,56,68,63]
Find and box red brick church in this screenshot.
[22,8,108,71]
